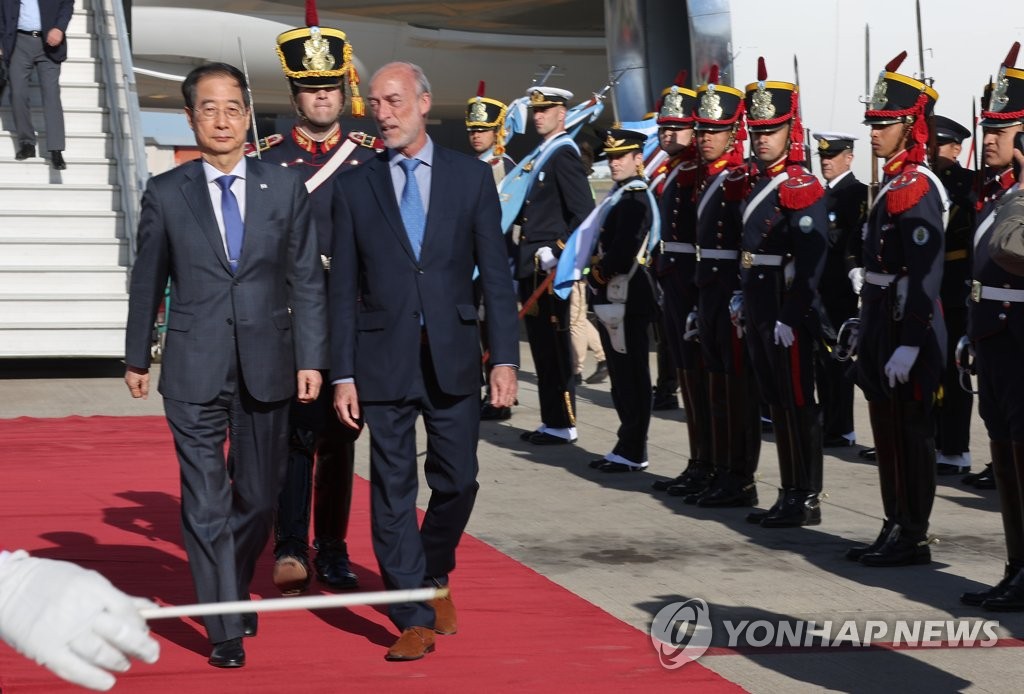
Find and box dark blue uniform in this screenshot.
[741,162,828,525]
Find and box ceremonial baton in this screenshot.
[139,586,447,621]
[482,272,555,365]
[238,37,261,159]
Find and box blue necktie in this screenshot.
[216,175,244,272]
[398,158,425,260]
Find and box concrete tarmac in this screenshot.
[2,348,1023,693]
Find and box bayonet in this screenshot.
[238,38,261,159]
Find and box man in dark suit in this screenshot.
[0,0,73,168]
[124,63,327,668]
[330,61,518,661]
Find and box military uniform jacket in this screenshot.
[695,158,745,292]
[513,135,595,280]
[653,155,699,283]
[819,171,868,332]
[968,179,1024,341]
[588,178,657,316]
[740,163,828,330]
[938,162,977,309]
[857,158,947,397]
[262,124,380,255]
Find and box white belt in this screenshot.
[663,242,696,254]
[741,251,784,269]
[697,247,739,261]
[864,271,897,287]
[970,281,1024,303]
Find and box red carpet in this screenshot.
[0,416,741,693]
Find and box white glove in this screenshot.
[848,267,865,295]
[884,345,920,388]
[536,246,557,271]
[0,550,159,691]
[773,321,795,348]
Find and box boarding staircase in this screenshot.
[0,0,147,357]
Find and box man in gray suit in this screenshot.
[124,63,327,668]
[331,62,518,661]
[0,0,73,169]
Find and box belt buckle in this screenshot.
[320,254,332,271]
[970,280,982,303]
[741,250,754,269]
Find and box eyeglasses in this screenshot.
[190,105,248,121]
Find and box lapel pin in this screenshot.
[260,183,268,190]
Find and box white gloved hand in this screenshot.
[0,550,160,691]
[848,267,865,295]
[773,321,795,347]
[536,246,557,271]
[884,345,920,388]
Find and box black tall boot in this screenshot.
[762,405,822,528]
[981,442,1024,611]
[312,427,359,589]
[272,428,315,594]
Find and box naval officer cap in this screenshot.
[527,86,573,108]
[812,131,858,157]
[932,116,971,144]
[599,128,646,157]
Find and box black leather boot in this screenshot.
[760,490,822,528]
[662,460,712,495]
[846,520,894,561]
[860,524,931,566]
[696,470,758,507]
[747,488,786,524]
[962,562,1023,606]
[312,428,359,589]
[982,567,1024,611]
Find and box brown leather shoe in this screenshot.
[385,626,435,661]
[272,555,310,596]
[431,590,457,635]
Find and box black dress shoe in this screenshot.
[574,373,583,385]
[585,361,609,384]
[982,569,1024,611]
[823,435,854,448]
[526,431,576,445]
[208,638,245,668]
[760,490,821,528]
[858,447,877,461]
[480,403,512,421]
[652,392,679,411]
[314,546,359,589]
[966,464,996,489]
[50,150,66,170]
[697,473,757,508]
[520,429,538,441]
[588,458,607,469]
[242,613,258,637]
[15,144,34,160]
[599,460,647,472]
[845,520,893,561]
[961,564,1021,606]
[652,472,687,491]
[859,525,931,567]
[746,489,786,524]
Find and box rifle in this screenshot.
[793,55,812,172]
[238,37,261,159]
[865,24,879,208]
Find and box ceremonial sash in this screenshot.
[304,136,359,194]
[498,134,579,234]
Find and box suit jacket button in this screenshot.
[412,311,420,320]
[999,313,1007,320]
[226,318,234,325]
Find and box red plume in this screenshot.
[1005,42,1021,69]
[305,0,319,26]
[708,64,719,85]
[757,57,768,81]
[885,51,908,73]
[674,69,688,87]
[477,80,486,97]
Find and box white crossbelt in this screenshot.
[864,271,897,286]
[663,242,696,254]
[697,247,739,261]
[970,281,1024,303]
[741,251,784,268]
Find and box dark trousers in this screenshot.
[520,282,576,428]
[9,34,65,151]
[163,359,289,644]
[362,344,480,630]
[936,306,973,455]
[597,311,653,463]
[815,344,855,438]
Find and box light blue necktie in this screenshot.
[398,158,425,260]
[216,175,244,272]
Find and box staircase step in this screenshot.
[66,34,98,59]
[67,9,93,35]
[0,157,117,184]
[0,324,127,358]
[0,294,128,323]
[27,82,105,109]
[0,106,109,134]
[0,267,129,293]
[54,57,102,83]
[0,210,124,239]
[0,133,115,159]
[0,184,120,211]
[1,238,127,266]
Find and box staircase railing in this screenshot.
[92,0,149,273]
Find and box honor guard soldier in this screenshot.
[811,132,867,451]
[515,87,596,445]
[263,1,382,594]
[682,65,761,506]
[739,59,828,528]
[960,43,1024,610]
[585,129,659,471]
[931,115,977,476]
[645,72,711,492]
[466,82,516,421]
[847,52,948,567]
